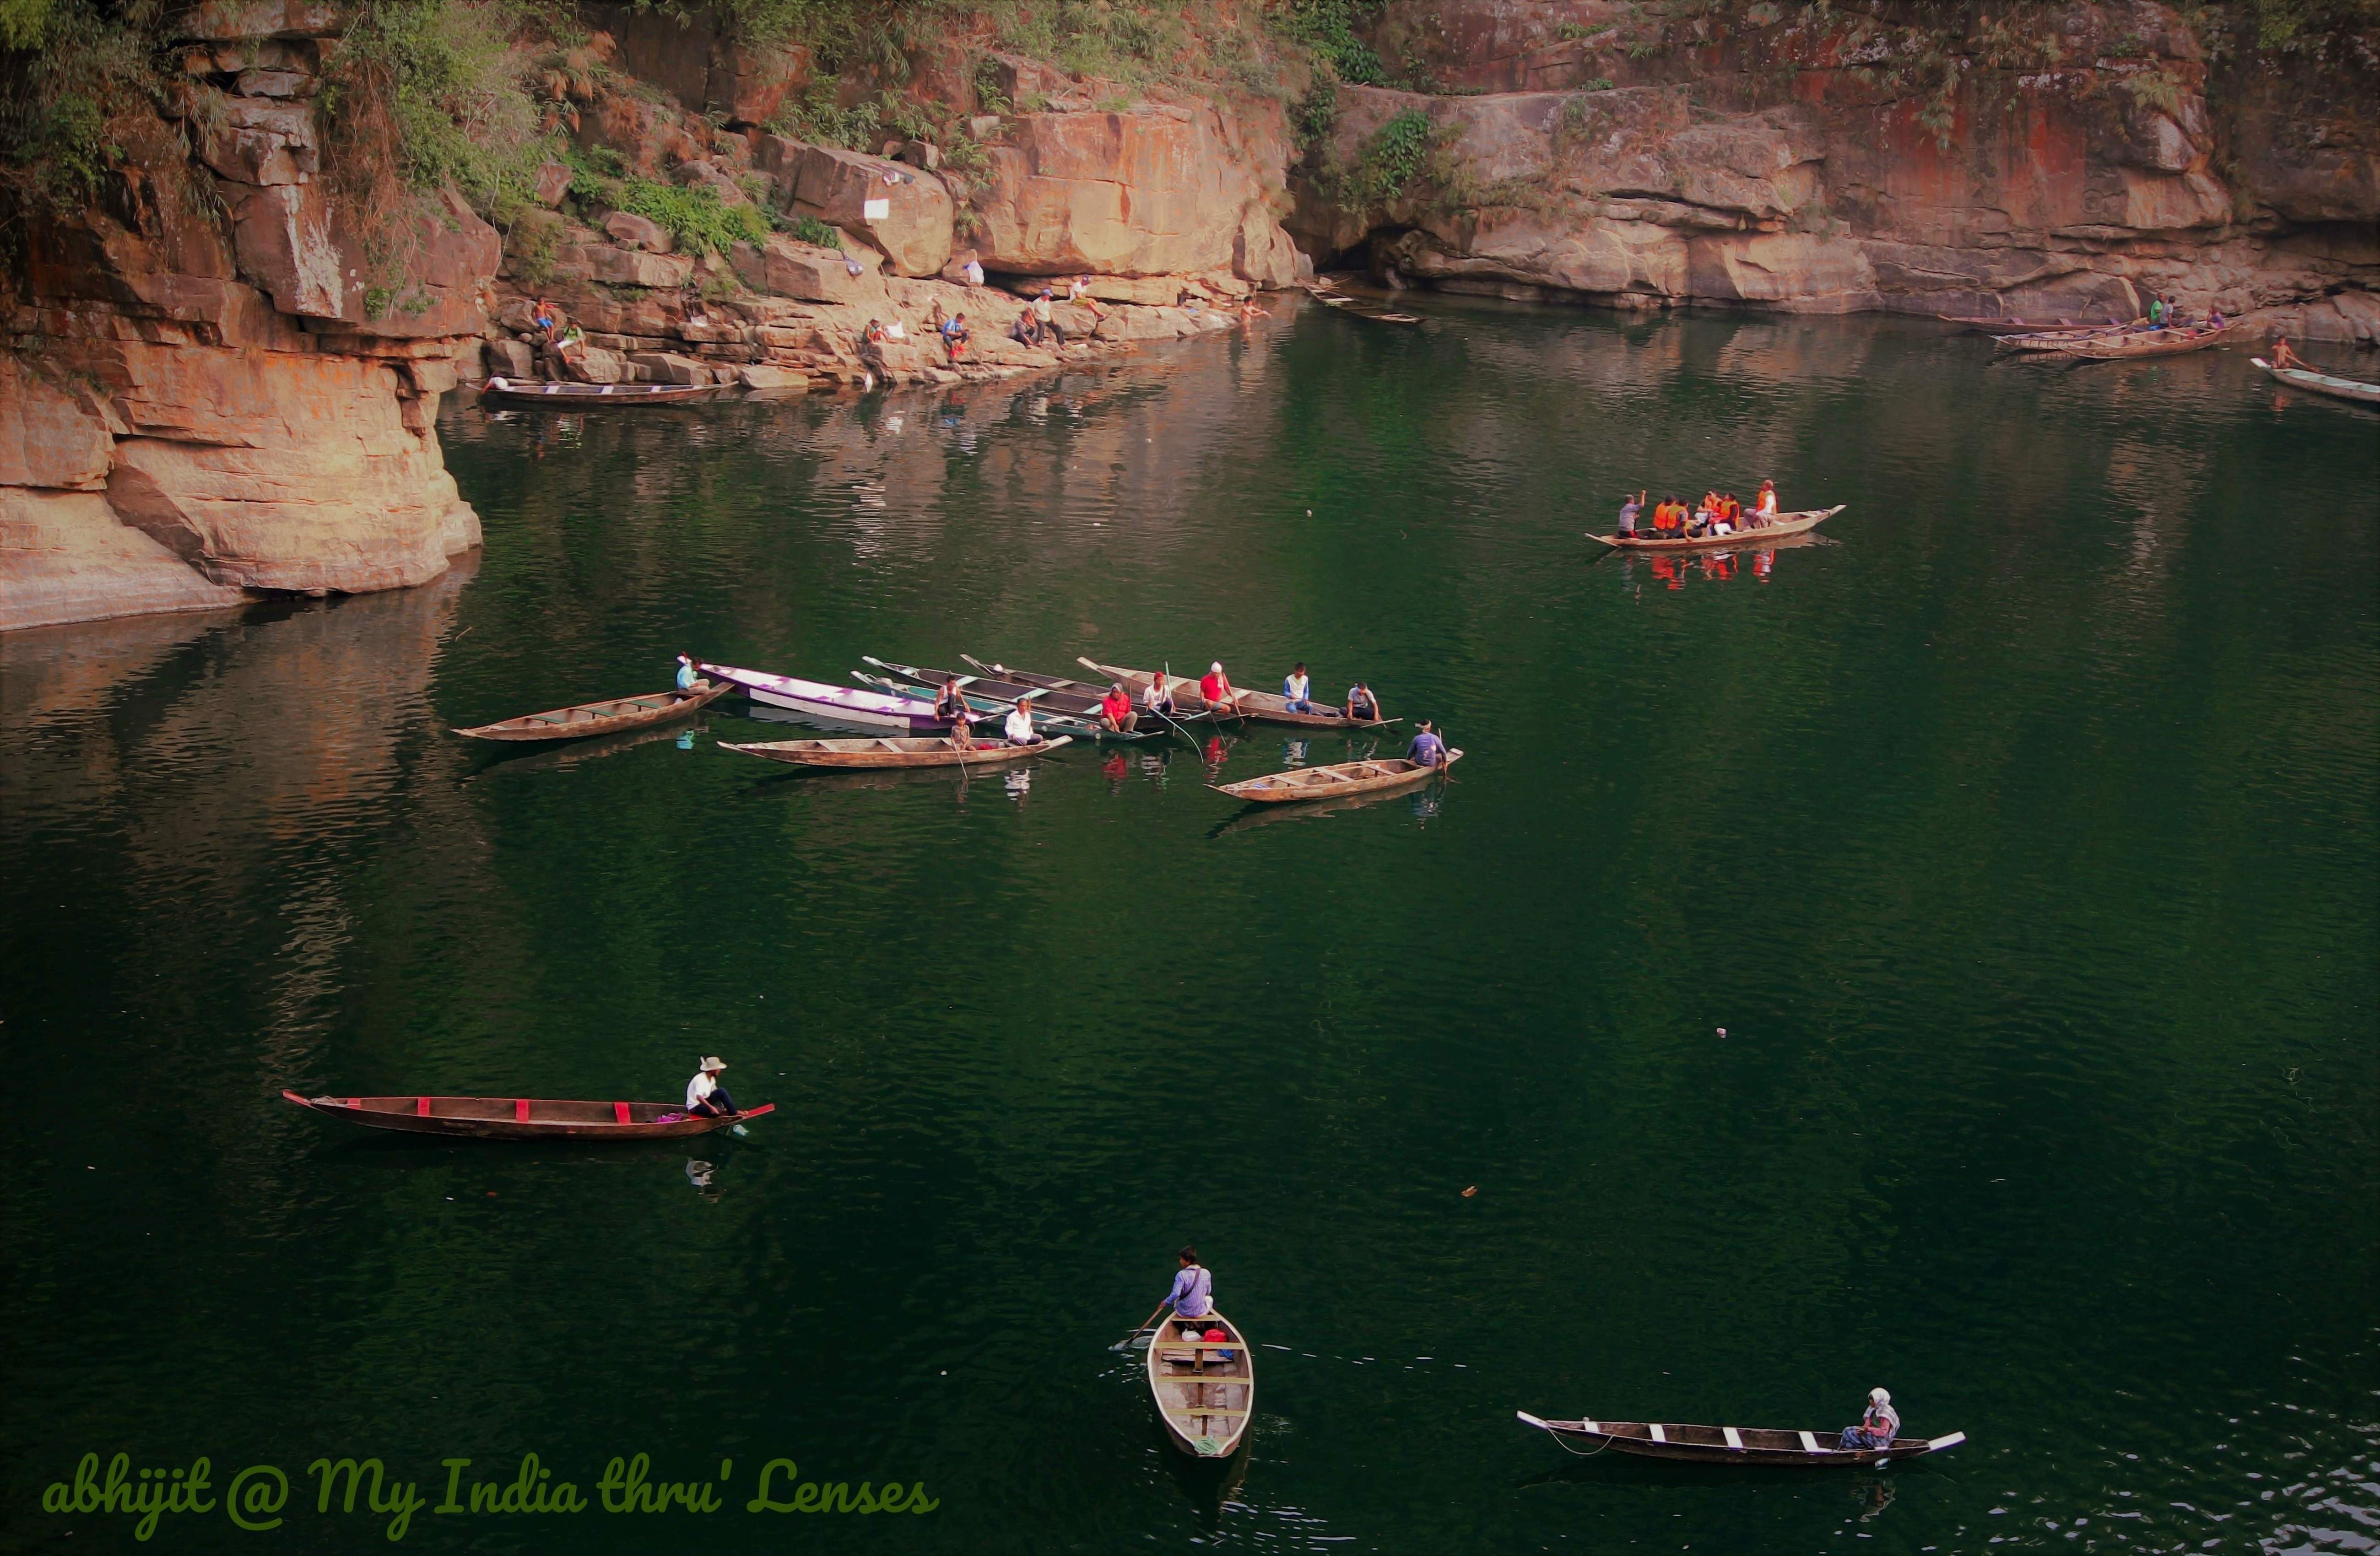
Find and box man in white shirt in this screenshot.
[1003,690,1046,746]
[686,1057,738,1117]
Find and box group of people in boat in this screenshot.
[1616,480,1780,540]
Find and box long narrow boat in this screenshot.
[481,376,725,406]
[1587,505,1843,551]
[1516,1411,1966,1468]
[2029,322,2238,360]
[1081,660,1397,730]
[1942,314,2125,336]
[718,734,1071,769]
[1993,323,2143,353]
[2254,357,2380,405]
[698,662,964,733]
[864,657,1178,739]
[1213,749,1460,802]
[962,655,1115,702]
[1147,1311,1255,1458]
[281,1090,774,1140]
[453,680,730,741]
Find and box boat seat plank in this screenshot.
[1724,1426,1743,1451]
[1798,1431,1823,1452]
[1649,1424,1666,1444]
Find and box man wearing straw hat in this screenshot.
[686,1056,740,1118]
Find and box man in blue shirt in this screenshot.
[1408,720,1449,768]
[1164,1246,1213,1320]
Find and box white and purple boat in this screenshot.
[698,663,966,733]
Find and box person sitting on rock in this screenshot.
[942,313,970,362]
[1011,311,1042,348]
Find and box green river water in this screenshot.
[2,301,2375,1555]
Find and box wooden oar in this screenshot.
[1111,1299,1172,1351]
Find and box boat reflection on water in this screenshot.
[462,719,712,779]
[1209,774,1450,838]
[1619,532,1834,590]
[685,1158,721,1202]
[1152,1416,1251,1528]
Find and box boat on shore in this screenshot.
[1587,506,1843,551]
[698,662,966,733]
[2254,357,2380,405]
[1516,1411,1966,1468]
[1147,1311,1255,1458]
[1212,749,1460,802]
[1080,659,1398,729]
[718,735,1070,769]
[481,376,727,406]
[453,680,731,741]
[281,1090,773,1140]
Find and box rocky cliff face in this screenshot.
[1288,0,2379,337]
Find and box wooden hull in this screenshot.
[281,1091,774,1140]
[700,662,961,733]
[1942,314,2120,335]
[481,377,725,406]
[1517,1413,1965,1468]
[453,680,730,741]
[1147,1310,1255,1458]
[1082,660,1395,730]
[1589,506,1841,551]
[719,735,1070,768]
[2256,358,2380,404]
[2034,322,2237,359]
[1214,748,1461,802]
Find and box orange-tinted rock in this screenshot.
[0,489,248,631]
[790,146,955,277]
[0,358,117,492]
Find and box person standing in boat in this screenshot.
[1282,662,1318,714]
[1617,490,1644,538]
[687,1057,739,1118]
[1163,1246,1214,1322]
[1408,720,1450,769]
[1345,681,1383,722]
[1837,1388,1899,1451]
[1003,690,1047,747]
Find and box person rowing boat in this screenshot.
[1199,662,1245,717]
[1408,719,1450,769]
[1616,490,1644,539]
[1163,1245,1214,1321]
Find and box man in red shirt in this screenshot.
[1098,681,1138,733]
[1197,662,1244,717]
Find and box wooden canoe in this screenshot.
[1942,314,2123,335]
[481,376,725,405]
[1080,659,1398,730]
[453,679,731,741]
[861,656,1176,738]
[717,734,1071,769]
[281,1090,774,1140]
[1588,506,1842,551]
[2030,321,2238,359]
[1148,1310,1255,1458]
[1517,1411,1966,1468]
[1212,748,1460,802]
[2254,357,2380,405]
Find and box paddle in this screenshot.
[1112,1299,1172,1352]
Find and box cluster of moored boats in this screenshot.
[457,652,1463,803]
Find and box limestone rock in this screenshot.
[737,364,808,391]
[974,95,1296,278]
[604,211,675,252]
[790,146,955,277]
[0,488,247,632]
[0,358,117,492]
[729,236,890,307]
[587,245,695,289]
[196,93,319,185]
[630,351,712,384]
[230,182,342,318]
[567,346,628,384]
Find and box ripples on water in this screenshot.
[1,300,2374,1554]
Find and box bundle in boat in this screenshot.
[1147,1311,1255,1458]
[1212,749,1461,802]
[1515,1411,1966,1467]
[1585,507,1843,551]
[717,735,1071,769]
[453,680,731,741]
[281,1091,774,1140]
